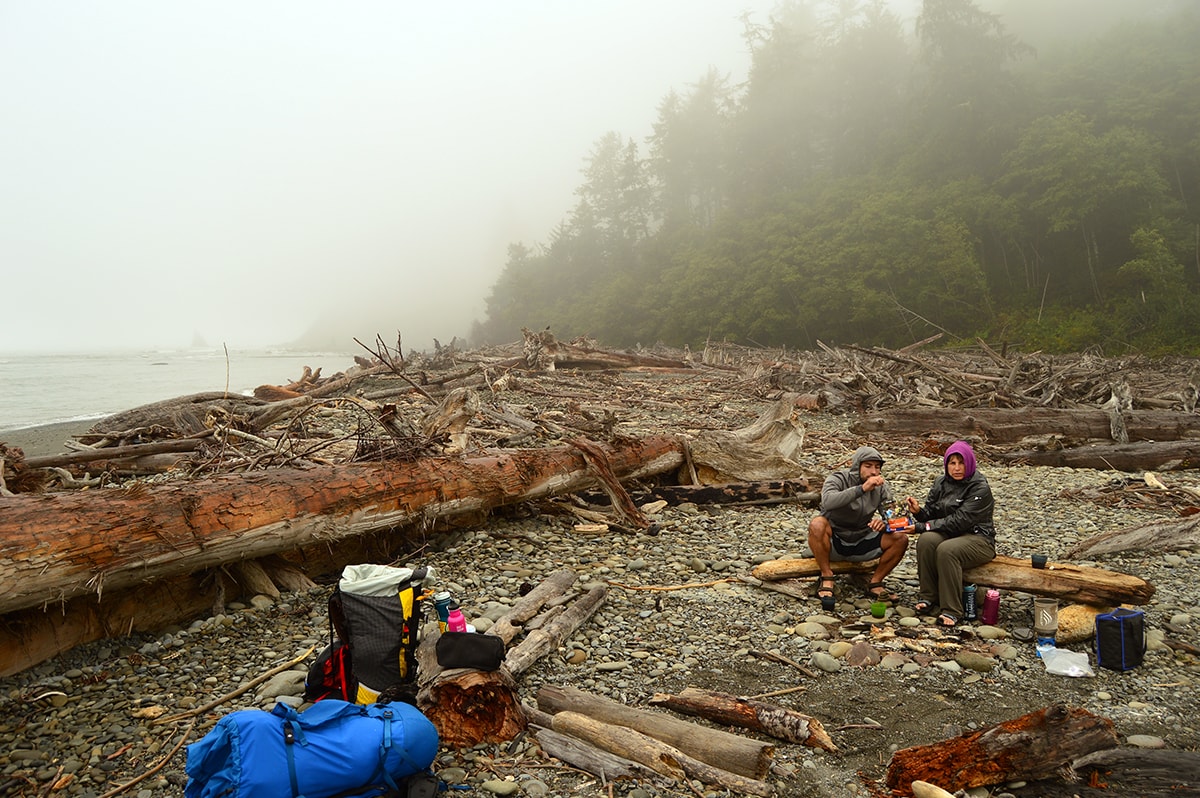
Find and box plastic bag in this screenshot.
[1041,648,1094,677]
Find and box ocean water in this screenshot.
[0,348,356,431]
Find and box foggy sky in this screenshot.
[1,2,787,353]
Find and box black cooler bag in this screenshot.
[1094,607,1145,671]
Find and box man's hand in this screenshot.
[862,475,885,491]
[868,518,885,533]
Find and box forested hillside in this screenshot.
[472,0,1200,355]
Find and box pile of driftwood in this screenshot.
[2,332,1198,675]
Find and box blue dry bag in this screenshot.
[184,700,438,798]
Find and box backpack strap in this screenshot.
[283,719,305,798]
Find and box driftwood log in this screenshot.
[649,687,837,751]
[525,704,667,783]
[1065,515,1200,558]
[993,439,1200,472]
[687,393,818,483]
[549,710,774,797]
[885,704,1119,796]
[749,554,1155,606]
[536,684,774,781]
[612,478,818,507]
[849,407,1200,444]
[0,435,684,618]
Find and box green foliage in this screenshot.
[474,0,1200,356]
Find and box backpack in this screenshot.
[304,639,357,703]
[316,564,432,704]
[184,700,439,798]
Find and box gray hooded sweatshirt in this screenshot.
[819,445,893,542]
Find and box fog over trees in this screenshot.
[473,0,1200,355]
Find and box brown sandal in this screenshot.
[815,575,836,611]
[867,581,899,602]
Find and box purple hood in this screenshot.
[945,440,977,479]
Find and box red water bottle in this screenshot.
[446,608,467,633]
[981,588,1000,625]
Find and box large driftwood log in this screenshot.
[849,407,1200,444]
[551,711,774,797]
[600,478,818,507]
[525,703,668,783]
[994,439,1200,471]
[750,555,1155,606]
[519,328,693,372]
[688,393,818,483]
[0,435,684,617]
[536,684,774,781]
[1053,748,1200,796]
[0,571,237,678]
[1065,515,1200,558]
[23,431,215,469]
[649,687,837,751]
[885,704,1119,796]
[531,726,666,783]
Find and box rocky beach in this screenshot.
[1,344,1198,798]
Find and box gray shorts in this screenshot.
[831,529,883,562]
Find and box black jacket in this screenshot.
[913,471,996,538]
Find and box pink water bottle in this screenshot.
[981,588,1000,625]
[446,608,467,633]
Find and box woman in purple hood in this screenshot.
[904,440,996,627]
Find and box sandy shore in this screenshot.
[0,420,93,459]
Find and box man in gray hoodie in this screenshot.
[808,445,910,611]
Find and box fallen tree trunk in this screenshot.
[551,710,774,797]
[528,719,666,784]
[649,687,836,751]
[0,571,236,678]
[0,435,684,617]
[750,554,1155,606]
[849,407,1200,444]
[994,439,1200,471]
[0,530,413,677]
[1065,515,1200,558]
[688,393,818,483]
[615,479,818,507]
[536,684,774,781]
[23,430,216,469]
[885,704,1119,796]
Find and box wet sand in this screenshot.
[0,421,93,459]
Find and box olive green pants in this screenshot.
[915,531,996,618]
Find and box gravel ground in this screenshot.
[2,411,1198,798]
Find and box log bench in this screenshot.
[749,554,1154,607]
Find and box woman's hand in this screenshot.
[905,496,920,514]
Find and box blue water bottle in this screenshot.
[433,591,453,632]
[962,583,977,621]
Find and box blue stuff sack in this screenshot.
[184,700,438,798]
